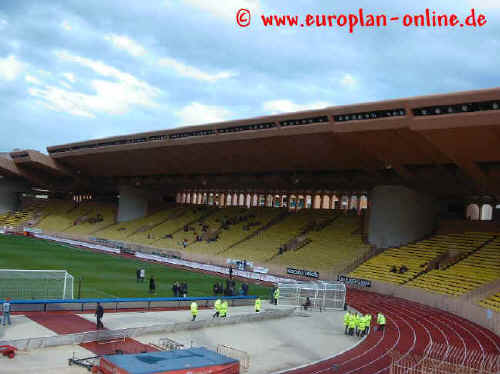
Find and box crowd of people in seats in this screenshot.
[390,265,408,274]
[74,213,104,226]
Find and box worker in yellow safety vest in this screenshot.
[377,312,386,332]
[357,314,367,337]
[365,314,372,335]
[255,297,261,313]
[273,288,280,305]
[212,299,221,318]
[220,300,228,318]
[190,301,198,321]
[348,311,357,336]
[344,311,351,335]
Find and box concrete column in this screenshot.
[0,178,28,214]
[117,186,149,223]
[367,185,437,249]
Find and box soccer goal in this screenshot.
[0,269,74,299]
[277,281,346,311]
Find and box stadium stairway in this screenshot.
[283,288,500,374]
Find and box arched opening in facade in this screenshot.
[246,193,252,208]
[214,193,219,206]
[252,194,258,207]
[259,194,266,207]
[274,194,281,208]
[181,192,187,204]
[208,193,214,205]
[239,193,245,206]
[359,195,368,210]
[281,195,288,208]
[297,195,305,210]
[466,203,480,220]
[341,195,349,210]
[480,204,493,221]
[265,194,272,207]
[331,195,339,209]
[226,193,232,206]
[305,195,312,209]
[187,193,192,204]
[232,193,238,206]
[322,195,330,210]
[176,193,181,203]
[289,194,297,210]
[350,195,358,210]
[313,195,321,209]
[201,192,207,205]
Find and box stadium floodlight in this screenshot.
[0,269,74,300]
[277,281,346,311]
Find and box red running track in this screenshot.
[284,289,500,374]
[26,312,157,355]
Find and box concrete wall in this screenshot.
[368,185,437,248]
[117,186,149,222]
[0,178,28,214]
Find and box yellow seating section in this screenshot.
[132,207,210,248]
[0,199,50,228]
[479,291,500,312]
[37,201,103,233]
[63,202,117,235]
[223,209,323,263]
[94,209,176,242]
[350,232,492,285]
[270,213,369,271]
[407,233,499,296]
[183,208,282,255]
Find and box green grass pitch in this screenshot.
[0,235,271,299]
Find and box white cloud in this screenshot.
[339,73,357,89]
[183,0,261,21]
[0,55,25,81]
[25,75,42,85]
[262,100,329,114]
[59,80,72,89]
[176,102,231,125]
[105,34,146,57]
[158,57,237,82]
[62,72,76,83]
[30,51,162,118]
[0,18,7,30]
[61,20,72,31]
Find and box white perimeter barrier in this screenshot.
[33,234,296,285]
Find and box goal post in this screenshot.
[278,281,346,310]
[0,269,74,300]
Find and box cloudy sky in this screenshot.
[0,0,498,152]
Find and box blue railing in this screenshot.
[0,295,258,312]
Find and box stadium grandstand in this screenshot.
[1,88,500,373]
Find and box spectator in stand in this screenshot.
[241,283,249,296]
[390,265,397,273]
[136,268,140,283]
[229,266,233,279]
[172,281,178,297]
[399,265,408,274]
[139,268,145,282]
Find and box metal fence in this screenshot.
[217,344,250,372]
[278,281,346,310]
[390,342,500,374]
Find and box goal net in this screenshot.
[278,281,346,310]
[0,269,74,299]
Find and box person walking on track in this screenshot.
[95,302,104,329]
[255,297,261,312]
[2,298,12,326]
